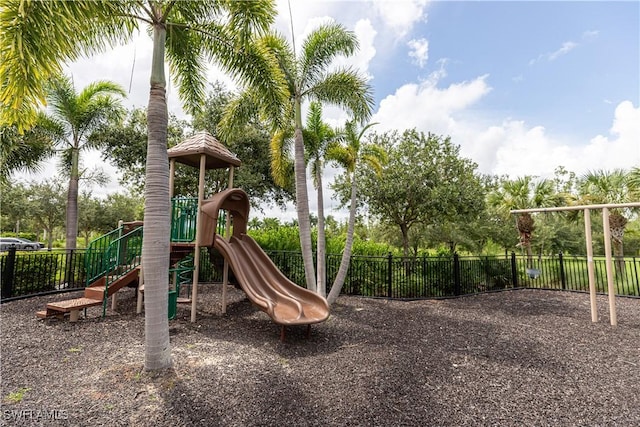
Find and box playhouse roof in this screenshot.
[167,131,241,169]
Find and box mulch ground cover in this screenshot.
[1,286,639,426]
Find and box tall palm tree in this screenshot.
[1,1,283,371]
[303,102,335,297]
[221,23,374,292]
[578,169,636,273]
[487,176,564,265]
[326,121,385,305]
[45,75,126,249]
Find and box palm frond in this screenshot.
[299,23,358,90]
[0,118,58,183]
[165,23,207,115]
[218,89,262,140]
[0,0,138,128]
[306,68,374,122]
[224,0,277,40]
[270,129,294,187]
[326,143,352,170]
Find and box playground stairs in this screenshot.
[36,266,141,322]
[36,223,144,322]
[36,197,204,322]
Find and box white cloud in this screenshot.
[365,53,638,185]
[580,101,640,172]
[582,30,599,40]
[374,0,429,38]
[548,41,578,61]
[455,100,640,180]
[372,68,491,135]
[474,121,570,177]
[407,38,429,68]
[330,19,377,81]
[530,40,579,65]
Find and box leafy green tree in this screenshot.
[44,75,126,249]
[90,107,188,191]
[27,178,66,249]
[338,130,484,258]
[0,181,32,235]
[326,121,384,305]
[77,192,102,247]
[221,23,374,292]
[99,193,145,233]
[1,0,283,371]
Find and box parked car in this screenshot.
[0,237,45,251]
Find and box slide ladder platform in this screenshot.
[36,266,141,322]
[36,298,103,322]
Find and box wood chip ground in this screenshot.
[1,287,639,426]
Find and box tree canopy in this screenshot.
[334,129,485,257]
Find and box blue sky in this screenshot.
[23,1,640,219]
[413,1,639,142]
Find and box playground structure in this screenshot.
[511,201,640,326]
[37,132,330,337]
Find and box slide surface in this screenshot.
[200,188,329,326]
[214,234,330,326]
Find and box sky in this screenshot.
[17,0,640,222]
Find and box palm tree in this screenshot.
[1,1,283,371]
[578,169,636,273]
[326,121,385,305]
[303,102,335,297]
[221,23,374,292]
[0,115,60,184]
[45,75,126,249]
[487,176,564,266]
[627,167,640,200]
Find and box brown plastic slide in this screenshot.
[200,189,330,326]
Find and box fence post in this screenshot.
[558,252,566,290]
[1,248,17,299]
[453,253,461,296]
[387,252,393,298]
[64,249,75,288]
[510,252,518,288]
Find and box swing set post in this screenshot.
[511,201,640,327]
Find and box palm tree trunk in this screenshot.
[327,173,358,305]
[609,215,627,277]
[612,238,625,277]
[143,24,172,371]
[316,164,326,297]
[65,148,79,249]
[293,100,316,291]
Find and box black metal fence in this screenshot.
[265,251,640,299]
[1,248,88,301]
[0,247,221,302]
[2,248,639,302]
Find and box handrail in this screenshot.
[101,226,143,317]
[103,226,143,287]
[85,226,124,286]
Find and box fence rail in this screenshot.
[2,248,639,302]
